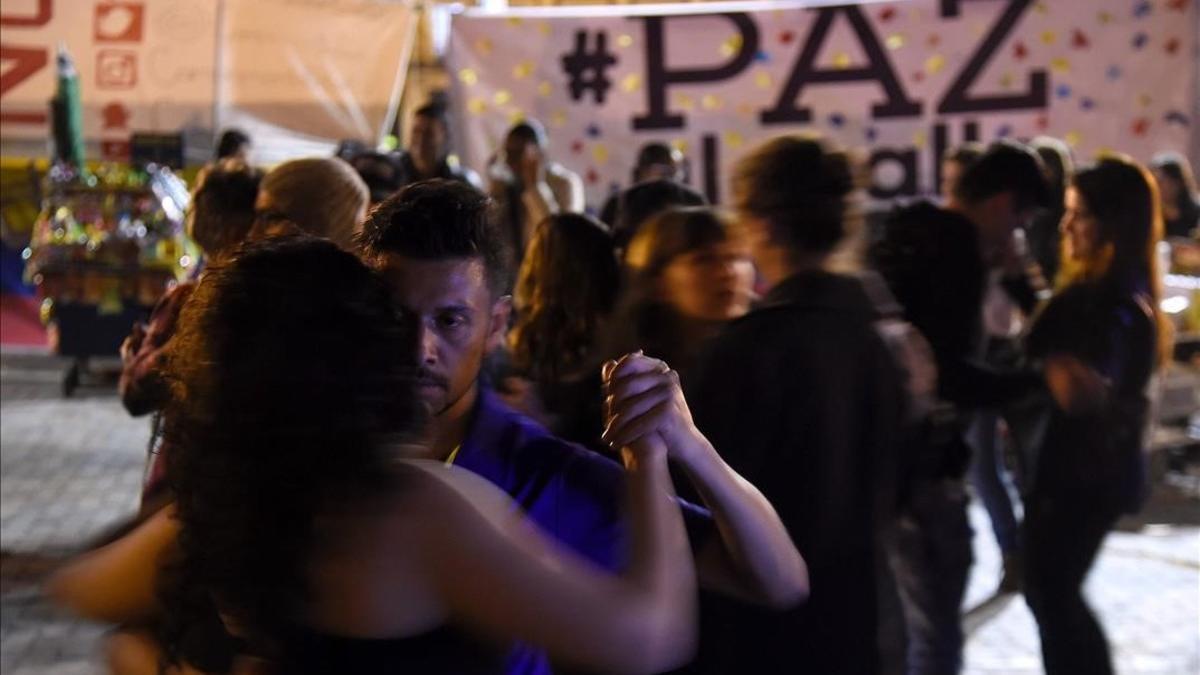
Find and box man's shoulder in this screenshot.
[477,392,624,481]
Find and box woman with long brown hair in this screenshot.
[1022,154,1169,674]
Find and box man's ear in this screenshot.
[486,294,513,352]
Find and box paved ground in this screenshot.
[2,350,1198,674]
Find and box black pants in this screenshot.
[1022,493,1121,675]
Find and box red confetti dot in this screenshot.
[1035,114,1049,130]
[1132,118,1150,136]
[571,141,584,154]
[927,34,941,47]
[1014,41,1029,60]
[913,71,925,83]
[1071,29,1090,49]
[1167,0,1187,10]
[879,6,897,22]
[586,169,600,184]
[1165,37,1180,55]
[780,30,795,45]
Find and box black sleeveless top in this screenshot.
[278,623,506,674]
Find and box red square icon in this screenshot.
[94,2,144,43]
[96,51,137,89]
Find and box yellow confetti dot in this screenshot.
[506,17,523,27]
[1097,11,1113,24]
[833,52,853,69]
[1064,131,1081,147]
[538,22,551,36]
[1138,94,1153,107]
[513,62,534,80]
[671,139,690,154]
[474,39,493,56]
[1096,145,1115,156]
[458,69,478,86]
[736,103,756,117]
[509,110,526,125]
[754,71,773,89]
[550,111,567,127]
[1050,57,1070,73]
[1034,1,1048,14]
[999,73,1014,88]
[467,98,487,115]
[621,73,642,93]
[702,94,723,110]
[617,34,634,48]
[925,54,946,75]
[720,35,744,58]
[913,130,928,149]
[592,144,609,165]
[537,81,554,97]
[885,34,906,50]
[675,94,695,111]
[725,131,744,149]
[493,90,512,105]
[1040,30,1056,45]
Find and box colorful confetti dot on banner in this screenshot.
[879,6,897,22]
[474,38,493,56]
[754,71,774,89]
[1014,42,1029,60]
[571,140,585,154]
[780,30,796,45]
[865,127,879,142]
[913,70,926,83]
[538,22,551,36]
[675,94,695,111]
[1050,57,1070,73]
[996,124,1013,137]
[1036,114,1049,130]
[467,98,487,115]
[1097,11,1113,24]
[1165,37,1180,55]
[1132,32,1149,49]
[886,34,906,50]
[1055,83,1072,99]
[913,130,928,149]
[927,34,941,47]
[736,103,756,118]
[999,72,1014,88]
[458,69,478,86]
[621,73,642,93]
[1138,93,1153,107]
[513,62,534,80]
[1167,0,1188,10]
[671,139,690,154]
[828,113,846,128]
[1040,30,1056,45]
[725,131,744,148]
[702,94,723,110]
[617,34,634,48]
[754,50,770,63]
[1064,131,1081,146]
[1034,1,1048,14]
[508,110,526,125]
[586,124,602,138]
[721,35,744,58]
[538,81,554,97]
[1132,118,1150,136]
[550,111,567,127]
[1080,97,1096,111]
[506,17,523,27]
[1071,29,1090,49]
[1106,65,1122,80]
[586,168,599,185]
[493,90,512,105]
[592,144,609,164]
[925,54,946,75]
[1133,1,1152,18]
[833,52,853,69]
[1164,111,1190,126]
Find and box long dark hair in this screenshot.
[1065,155,1171,363]
[509,213,619,385]
[158,236,422,659]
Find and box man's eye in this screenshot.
[438,314,466,330]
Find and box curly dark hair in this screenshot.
[157,235,423,662]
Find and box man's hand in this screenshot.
[519,145,545,190]
[1044,353,1109,414]
[602,353,705,464]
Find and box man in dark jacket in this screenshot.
[688,136,906,674]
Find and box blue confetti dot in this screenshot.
[996,125,1013,138]
[1080,97,1096,111]
[1106,65,1122,80]
[828,113,846,128]
[865,127,878,142]
[586,124,602,138]
[754,50,770,63]
[1133,1,1152,18]
[608,182,622,194]
[1132,32,1148,49]
[1055,83,1072,99]
[1164,111,1191,127]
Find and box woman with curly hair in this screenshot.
[50,236,699,674]
[1022,155,1170,674]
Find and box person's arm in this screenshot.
[410,438,697,675]
[46,505,177,623]
[602,353,809,609]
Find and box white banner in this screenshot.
[447,0,1198,208]
[0,0,415,163]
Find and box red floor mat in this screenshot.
[0,293,48,348]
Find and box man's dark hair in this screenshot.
[414,102,450,131]
[358,179,513,295]
[507,120,548,148]
[954,140,1050,211]
[614,179,707,250]
[349,152,407,204]
[215,129,250,160]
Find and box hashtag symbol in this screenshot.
[561,30,618,105]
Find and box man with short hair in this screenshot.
[869,140,1050,674]
[358,179,808,675]
[401,102,482,189]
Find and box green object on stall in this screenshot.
[52,43,86,170]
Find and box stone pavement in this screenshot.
[2,350,1198,674]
